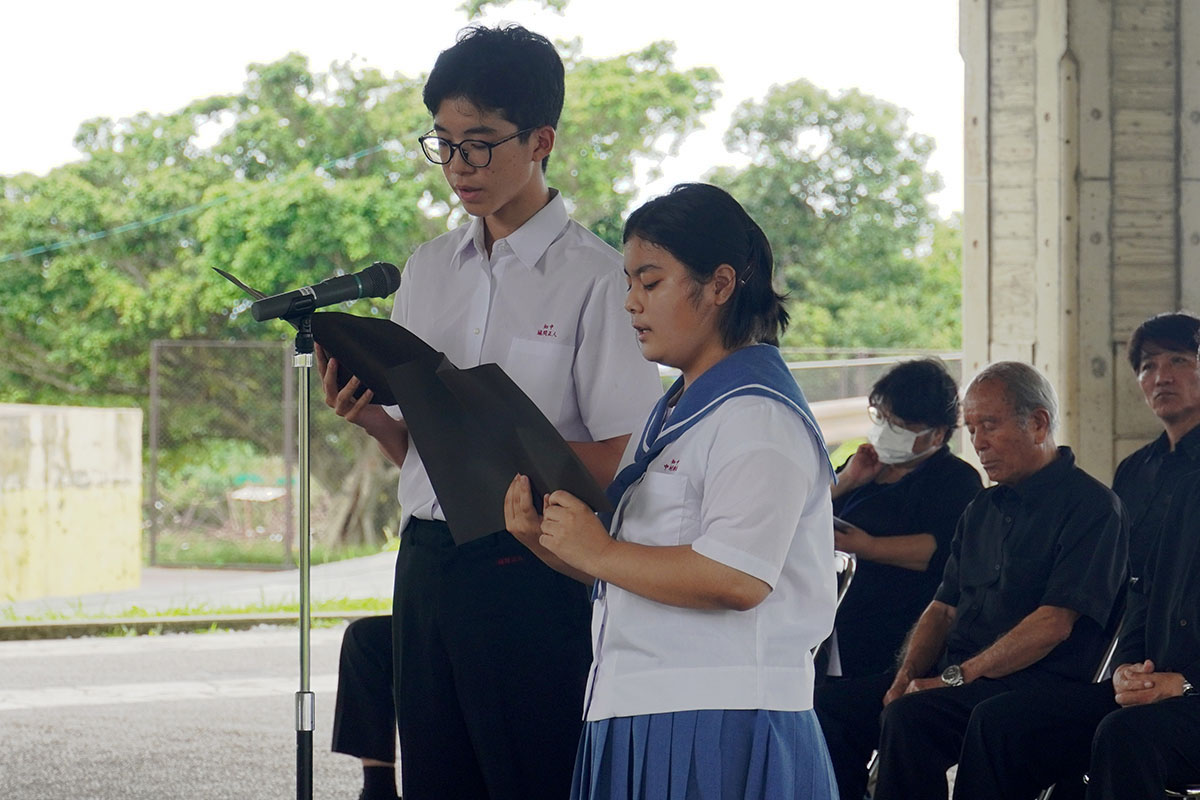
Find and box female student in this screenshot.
[504,183,840,799]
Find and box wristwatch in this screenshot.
[1183,680,1197,697]
[940,664,965,687]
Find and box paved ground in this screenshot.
[0,625,372,799]
[0,556,400,798]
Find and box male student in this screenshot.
[318,24,662,800]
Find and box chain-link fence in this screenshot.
[145,341,959,568]
[779,350,963,403]
[146,340,399,568]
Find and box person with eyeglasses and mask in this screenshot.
[317,24,662,800]
[817,358,983,685]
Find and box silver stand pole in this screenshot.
[293,315,315,800]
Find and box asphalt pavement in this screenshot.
[0,625,366,799]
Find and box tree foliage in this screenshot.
[461,0,569,17]
[0,46,717,546]
[710,79,959,349]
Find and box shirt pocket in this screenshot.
[620,471,689,546]
[958,550,1003,590]
[505,336,575,424]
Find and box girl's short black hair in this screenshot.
[622,183,789,348]
[1127,312,1200,372]
[869,358,961,430]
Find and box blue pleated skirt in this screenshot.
[570,709,840,800]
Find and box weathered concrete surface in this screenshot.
[0,404,142,603]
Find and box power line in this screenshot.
[0,142,395,264]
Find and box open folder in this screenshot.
[310,312,612,544]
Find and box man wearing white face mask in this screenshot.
[819,359,982,685]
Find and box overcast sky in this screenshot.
[2,0,964,213]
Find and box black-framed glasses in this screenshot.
[417,127,536,168]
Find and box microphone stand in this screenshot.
[292,313,315,800]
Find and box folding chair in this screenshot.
[834,549,857,610]
[812,551,857,663]
[1079,775,1200,798]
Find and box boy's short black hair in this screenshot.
[423,24,565,139]
[1127,312,1200,372]
[869,358,961,430]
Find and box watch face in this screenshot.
[941,665,964,686]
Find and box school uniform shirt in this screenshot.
[388,191,663,532]
[584,394,837,721]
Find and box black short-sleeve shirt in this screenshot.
[1112,424,1200,581]
[1114,469,1200,687]
[935,447,1128,683]
[832,447,983,677]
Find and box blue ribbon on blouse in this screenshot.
[604,343,836,518]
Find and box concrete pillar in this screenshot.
[961,0,1194,479]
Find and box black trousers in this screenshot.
[874,677,1044,800]
[951,680,1116,800]
[815,668,1098,800]
[331,614,397,762]
[391,519,592,800]
[1087,696,1200,800]
[814,670,895,800]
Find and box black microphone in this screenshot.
[251,262,402,322]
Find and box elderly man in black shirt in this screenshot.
[951,314,1200,800]
[815,361,1128,800]
[957,468,1200,799]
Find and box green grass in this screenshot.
[0,595,391,626]
[149,533,388,568]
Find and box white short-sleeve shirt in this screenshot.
[389,191,663,530]
[584,395,837,720]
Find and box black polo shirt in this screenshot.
[832,446,983,677]
[1112,423,1200,581]
[935,447,1129,683]
[1115,469,1200,686]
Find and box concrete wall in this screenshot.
[0,404,142,603]
[961,0,1200,479]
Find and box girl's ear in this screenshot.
[711,264,737,306]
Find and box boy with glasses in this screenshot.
[320,24,662,800]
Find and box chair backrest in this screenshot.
[833,549,856,610]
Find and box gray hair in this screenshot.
[965,361,1059,433]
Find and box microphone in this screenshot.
[250,262,402,322]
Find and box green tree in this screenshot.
[709,79,958,350]
[0,46,717,548]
